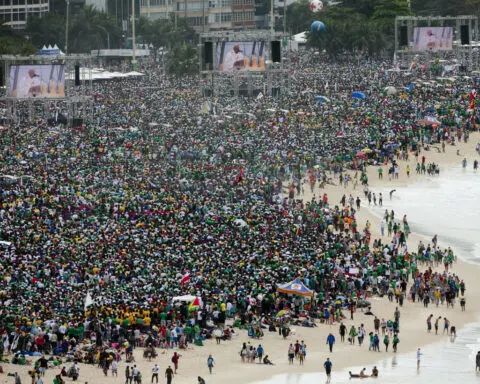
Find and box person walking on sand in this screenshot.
[207,354,214,374]
[349,325,357,344]
[288,344,295,364]
[165,366,174,384]
[435,316,441,335]
[427,314,433,333]
[393,334,400,353]
[339,323,346,342]
[476,351,480,372]
[324,358,332,383]
[417,348,422,369]
[152,364,159,384]
[383,334,390,352]
[171,352,180,373]
[443,318,450,334]
[326,333,335,352]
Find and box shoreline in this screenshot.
[1,136,480,384]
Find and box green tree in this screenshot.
[166,44,198,76]
[286,0,312,35]
[0,22,37,55]
[372,0,413,34]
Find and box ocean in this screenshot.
[251,165,480,384]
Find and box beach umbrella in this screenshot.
[383,86,397,95]
[276,309,291,318]
[351,91,366,99]
[418,116,441,127]
[315,95,330,103]
[355,151,366,158]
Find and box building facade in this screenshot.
[139,0,173,21]
[0,0,49,29]
[86,0,106,12]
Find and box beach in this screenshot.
[2,133,479,384]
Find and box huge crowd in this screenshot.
[0,52,475,376]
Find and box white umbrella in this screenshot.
[384,86,397,95]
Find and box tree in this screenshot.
[0,22,37,55]
[286,0,312,35]
[26,13,65,50]
[372,0,413,32]
[166,44,198,76]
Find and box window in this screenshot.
[221,12,231,21]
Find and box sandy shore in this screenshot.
[2,134,480,384]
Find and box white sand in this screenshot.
[2,134,480,384]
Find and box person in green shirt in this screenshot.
[383,335,390,351]
[393,334,400,352]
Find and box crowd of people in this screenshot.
[0,52,476,381]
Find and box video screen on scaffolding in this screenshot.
[216,41,269,72]
[412,27,453,51]
[9,64,65,99]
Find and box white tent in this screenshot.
[293,32,307,43]
[172,294,196,302]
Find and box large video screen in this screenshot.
[413,27,453,51]
[216,41,269,72]
[9,65,65,99]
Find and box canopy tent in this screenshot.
[172,294,196,302]
[39,44,65,56]
[65,68,145,81]
[277,278,313,297]
[292,32,307,43]
[418,116,441,127]
[315,95,330,103]
[351,91,366,99]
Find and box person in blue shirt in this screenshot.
[324,358,332,382]
[207,355,214,374]
[257,345,264,361]
[326,333,335,352]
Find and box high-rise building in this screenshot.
[139,0,173,21]
[0,0,50,29]
[86,0,106,12]
[231,0,253,29]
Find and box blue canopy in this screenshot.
[351,91,366,99]
[315,95,330,103]
[277,278,313,297]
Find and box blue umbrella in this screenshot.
[351,91,366,99]
[315,95,330,103]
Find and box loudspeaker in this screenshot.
[271,41,281,63]
[400,26,408,47]
[204,42,213,65]
[74,65,80,86]
[461,25,469,45]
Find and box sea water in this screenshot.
[250,165,480,384]
[250,323,480,384]
[371,164,480,263]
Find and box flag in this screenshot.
[179,272,191,286]
[470,89,477,101]
[188,297,201,312]
[233,167,244,185]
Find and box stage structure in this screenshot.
[199,30,290,97]
[394,15,480,71]
[0,54,94,127]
